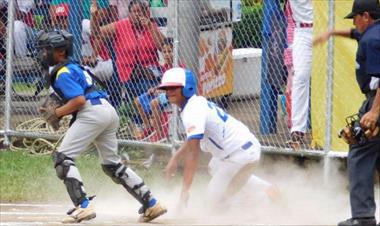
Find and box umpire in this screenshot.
[338,1,380,226]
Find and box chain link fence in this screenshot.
[0,0,357,157]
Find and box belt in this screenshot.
[222,141,254,160]
[365,90,377,98]
[89,98,103,105]
[296,22,313,28]
[241,141,253,150]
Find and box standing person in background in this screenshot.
[91,0,166,137]
[91,0,165,93]
[35,29,167,224]
[283,0,295,130]
[14,0,35,57]
[286,0,313,149]
[314,1,380,225]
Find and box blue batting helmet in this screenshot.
[158,67,197,98]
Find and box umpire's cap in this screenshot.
[345,0,380,19]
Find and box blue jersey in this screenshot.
[352,21,380,94]
[53,63,107,101]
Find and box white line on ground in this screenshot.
[0,223,65,226]
[0,203,61,207]
[0,212,61,215]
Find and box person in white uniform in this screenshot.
[162,67,277,210]
[287,0,313,148]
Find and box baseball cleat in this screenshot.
[62,202,96,224]
[139,201,167,223]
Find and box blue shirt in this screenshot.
[352,20,380,93]
[53,63,107,101]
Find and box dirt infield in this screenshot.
[1,156,379,226]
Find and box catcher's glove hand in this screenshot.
[40,93,63,130]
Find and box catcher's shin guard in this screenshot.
[53,152,87,206]
[102,163,151,206]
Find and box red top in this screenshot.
[114,18,159,82]
[90,37,110,60]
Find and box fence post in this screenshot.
[3,0,15,147]
[170,0,180,154]
[323,0,335,185]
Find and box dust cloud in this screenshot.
[92,155,380,225]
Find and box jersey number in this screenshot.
[207,101,228,122]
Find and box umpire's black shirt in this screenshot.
[351,20,380,94]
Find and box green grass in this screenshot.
[0,148,211,203]
[0,151,109,202]
[0,151,133,202]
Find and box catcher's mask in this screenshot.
[35,30,73,68]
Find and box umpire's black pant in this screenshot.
[348,96,380,218]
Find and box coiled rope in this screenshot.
[1,117,70,155]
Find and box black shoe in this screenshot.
[338,218,376,226]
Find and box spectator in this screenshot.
[82,0,116,61]
[134,38,183,142]
[52,3,70,30]
[283,0,295,129]
[13,0,35,57]
[91,0,166,132]
[81,19,113,83]
[286,0,313,149]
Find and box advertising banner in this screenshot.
[199,27,233,97]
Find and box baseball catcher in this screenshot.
[34,29,166,223]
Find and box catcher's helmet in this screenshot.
[158,67,197,98]
[35,30,73,67]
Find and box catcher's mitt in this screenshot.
[40,92,63,130]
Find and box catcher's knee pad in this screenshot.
[53,152,86,206]
[53,152,75,180]
[102,163,151,205]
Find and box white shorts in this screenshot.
[206,139,261,206]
